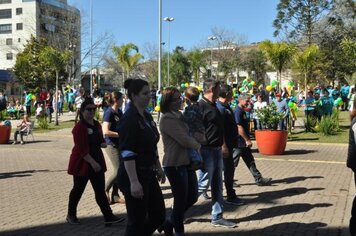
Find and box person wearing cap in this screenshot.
[273,93,289,130]
[233,93,272,186]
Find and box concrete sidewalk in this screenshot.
[0,126,354,236]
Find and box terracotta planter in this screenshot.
[0,125,11,144]
[255,130,288,155]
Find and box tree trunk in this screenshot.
[55,70,59,126]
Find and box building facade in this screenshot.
[0,0,80,94]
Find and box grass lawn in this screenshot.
[33,120,75,133]
[288,109,350,144]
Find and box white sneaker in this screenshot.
[12,141,17,145]
[20,141,24,145]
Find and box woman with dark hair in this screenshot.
[102,91,125,205]
[118,79,166,236]
[159,87,201,236]
[347,97,356,236]
[66,98,124,226]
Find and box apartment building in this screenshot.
[0,0,80,93]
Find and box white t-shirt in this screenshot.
[75,96,84,109]
[253,101,267,119]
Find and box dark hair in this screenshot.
[124,78,149,100]
[79,98,95,120]
[203,78,219,93]
[108,91,123,105]
[185,86,200,102]
[218,84,232,98]
[160,87,180,114]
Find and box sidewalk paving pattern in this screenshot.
[0,113,354,235]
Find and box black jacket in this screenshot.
[347,117,356,172]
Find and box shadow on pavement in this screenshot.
[237,203,332,222]
[237,187,324,204]
[0,169,49,179]
[0,217,348,236]
[270,175,324,184]
[283,149,317,155]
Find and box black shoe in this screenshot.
[66,215,80,225]
[225,197,245,206]
[256,177,272,186]
[104,215,125,224]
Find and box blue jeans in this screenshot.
[197,147,224,221]
[164,166,198,234]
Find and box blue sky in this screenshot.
[68,0,280,52]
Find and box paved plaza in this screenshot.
[0,116,354,236]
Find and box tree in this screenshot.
[242,49,268,85]
[273,0,332,45]
[339,38,356,84]
[187,49,209,85]
[112,43,144,83]
[259,40,296,91]
[169,46,191,86]
[13,36,49,89]
[294,44,320,92]
[39,46,71,125]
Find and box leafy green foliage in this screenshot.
[170,46,191,86]
[187,49,209,84]
[112,43,143,80]
[273,0,332,45]
[255,103,285,130]
[304,115,318,133]
[242,49,268,85]
[37,116,49,130]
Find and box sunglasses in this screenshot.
[85,107,96,112]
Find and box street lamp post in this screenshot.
[208,36,217,78]
[158,0,162,90]
[163,17,174,87]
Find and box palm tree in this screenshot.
[112,43,143,83]
[187,49,208,85]
[259,40,296,91]
[294,44,319,93]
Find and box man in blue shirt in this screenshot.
[341,83,350,111]
[234,93,272,186]
[273,93,289,130]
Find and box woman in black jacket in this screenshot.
[347,97,356,236]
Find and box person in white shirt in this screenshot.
[253,94,267,130]
[74,88,85,124]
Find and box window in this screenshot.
[6,38,12,45]
[6,53,13,60]
[0,24,11,34]
[18,38,21,42]
[0,0,11,4]
[16,23,23,30]
[16,8,22,15]
[0,9,11,19]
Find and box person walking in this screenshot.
[102,91,125,205]
[66,99,124,226]
[117,78,166,236]
[216,84,245,206]
[159,87,201,236]
[74,88,85,124]
[347,97,356,236]
[197,78,237,228]
[234,93,272,186]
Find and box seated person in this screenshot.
[15,99,24,117]
[13,114,31,145]
[6,101,17,119]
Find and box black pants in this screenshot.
[235,147,262,182]
[351,173,356,236]
[223,152,236,199]
[121,172,165,236]
[67,170,113,220]
[164,166,198,234]
[14,130,25,142]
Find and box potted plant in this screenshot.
[0,119,12,144]
[254,103,288,155]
